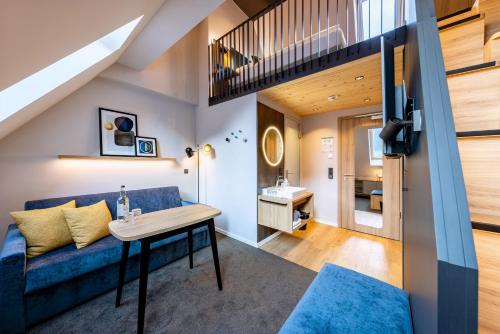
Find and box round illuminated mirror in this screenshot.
[262,126,284,167]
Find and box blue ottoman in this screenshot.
[280,263,412,333]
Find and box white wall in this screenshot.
[301,104,381,226]
[0,77,197,244]
[195,2,260,245]
[100,26,200,105]
[197,94,258,246]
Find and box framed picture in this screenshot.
[99,108,138,157]
[135,136,158,157]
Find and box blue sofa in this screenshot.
[280,263,413,333]
[0,186,209,333]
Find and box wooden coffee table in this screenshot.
[109,204,222,334]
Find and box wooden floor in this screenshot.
[261,222,500,333]
[473,229,500,334]
[260,221,402,288]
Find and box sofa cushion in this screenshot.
[25,186,182,220]
[25,227,206,294]
[280,263,412,334]
[11,200,76,258]
[63,200,112,249]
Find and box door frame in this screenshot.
[337,112,403,240]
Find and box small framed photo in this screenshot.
[99,108,138,157]
[135,136,158,157]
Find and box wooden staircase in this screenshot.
[438,0,500,231]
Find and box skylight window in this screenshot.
[0,16,143,122]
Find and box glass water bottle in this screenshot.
[117,185,129,222]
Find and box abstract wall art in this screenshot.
[99,108,138,157]
[135,136,158,157]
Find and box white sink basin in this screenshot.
[262,186,306,199]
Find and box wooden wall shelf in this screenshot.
[58,155,176,161]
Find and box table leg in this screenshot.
[115,241,130,307]
[138,240,151,334]
[207,219,223,291]
[188,228,194,269]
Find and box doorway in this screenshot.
[285,117,300,186]
[339,113,402,240]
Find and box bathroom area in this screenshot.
[256,92,403,287]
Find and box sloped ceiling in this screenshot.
[118,0,224,70]
[0,0,166,140]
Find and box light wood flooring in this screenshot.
[261,222,500,333]
[473,229,500,334]
[260,221,402,288]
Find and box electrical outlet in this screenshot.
[184,169,189,174]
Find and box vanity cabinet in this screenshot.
[258,192,314,233]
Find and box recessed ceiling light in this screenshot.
[328,95,339,101]
[355,75,365,81]
[363,97,372,103]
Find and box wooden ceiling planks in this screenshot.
[259,46,403,116]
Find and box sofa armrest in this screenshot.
[0,224,27,333]
[182,200,196,206]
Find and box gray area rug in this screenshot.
[29,234,316,334]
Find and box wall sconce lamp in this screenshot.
[185,144,213,203]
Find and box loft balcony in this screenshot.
[208,0,407,105]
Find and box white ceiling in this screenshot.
[118,0,224,70]
[0,0,224,140]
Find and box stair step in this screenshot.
[439,14,485,72]
[457,129,500,137]
[437,1,480,28]
[485,32,500,62]
[446,61,497,76]
[447,63,500,133]
[458,137,500,226]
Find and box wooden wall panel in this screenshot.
[485,32,500,62]
[439,16,485,72]
[448,66,500,132]
[435,0,475,19]
[257,102,285,241]
[458,137,500,226]
[481,0,500,42]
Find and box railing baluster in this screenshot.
[294,0,297,72]
[281,1,284,79]
[288,0,291,75]
[309,0,312,67]
[318,0,321,64]
[327,0,330,58]
[232,30,236,95]
[346,0,349,47]
[336,0,339,51]
[302,0,304,69]
[229,32,232,96]
[215,40,219,100]
[247,21,250,90]
[274,1,277,81]
[208,44,211,100]
[369,0,371,39]
[222,37,226,98]
[269,11,272,82]
[239,27,242,93]
[263,14,266,84]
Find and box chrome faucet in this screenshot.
[276,176,288,188]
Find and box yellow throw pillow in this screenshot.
[62,200,112,249]
[10,200,76,258]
